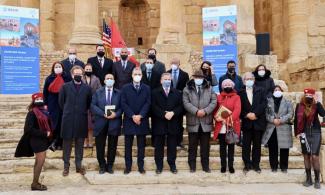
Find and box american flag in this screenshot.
[102,19,111,48]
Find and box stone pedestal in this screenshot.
[40,0,55,51]
[69,0,102,45]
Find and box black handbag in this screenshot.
[225,117,239,145]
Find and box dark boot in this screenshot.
[303,169,313,187]
[314,170,321,189]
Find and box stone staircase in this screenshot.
[0,94,316,186]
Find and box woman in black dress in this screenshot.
[294,88,325,189]
[15,93,52,191]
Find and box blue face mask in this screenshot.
[105,79,115,87]
[145,63,153,70]
[245,80,254,88]
[162,80,171,88]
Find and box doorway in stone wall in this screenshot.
[118,0,157,50]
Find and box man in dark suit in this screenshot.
[58,65,92,177]
[61,47,85,80]
[151,73,183,174]
[238,72,267,174]
[141,58,161,90]
[87,45,113,85]
[140,48,166,76]
[91,73,122,174]
[167,58,189,149]
[121,67,151,174]
[112,48,135,89]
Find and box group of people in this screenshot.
[15,45,324,191]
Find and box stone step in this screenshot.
[0,119,25,129]
[0,145,303,160]
[0,156,304,174]
[0,169,307,187]
[0,111,27,119]
[0,95,31,102]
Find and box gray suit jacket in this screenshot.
[262,97,294,148]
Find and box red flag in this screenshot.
[110,18,139,66]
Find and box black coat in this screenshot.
[112,60,135,89]
[61,58,85,80]
[141,60,166,76]
[87,56,113,85]
[167,68,189,92]
[43,72,71,130]
[15,111,49,157]
[238,86,267,131]
[59,81,92,139]
[151,87,183,135]
[141,69,161,90]
[252,69,275,98]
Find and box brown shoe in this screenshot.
[31,182,47,191]
[63,168,69,177]
[76,167,86,175]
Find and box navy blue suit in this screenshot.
[61,58,85,80]
[121,83,151,171]
[91,86,122,169]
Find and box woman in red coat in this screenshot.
[213,79,241,173]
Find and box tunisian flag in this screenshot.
[110,18,140,66]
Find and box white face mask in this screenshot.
[194,78,203,86]
[145,63,153,70]
[68,54,76,61]
[54,67,63,74]
[273,91,283,98]
[258,70,266,77]
[171,64,179,71]
[245,80,254,88]
[133,75,142,83]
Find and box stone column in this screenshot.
[154,0,192,74]
[271,0,284,61]
[231,0,256,55]
[69,0,102,45]
[40,0,55,51]
[287,0,308,63]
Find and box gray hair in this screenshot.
[242,72,255,80]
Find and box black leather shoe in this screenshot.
[221,167,226,173]
[203,168,211,173]
[107,167,114,174]
[281,169,287,173]
[229,167,235,174]
[190,168,196,173]
[139,169,146,174]
[171,168,178,174]
[124,169,131,175]
[254,167,261,173]
[99,167,105,174]
[155,169,162,174]
[271,168,277,173]
[243,166,250,173]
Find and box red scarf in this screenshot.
[296,102,317,135]
[32,107,52,133]
[48,74,64,93]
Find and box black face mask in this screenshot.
[148,54,156,61]
[97,51,105,57]
[305,97,313,104]
[34,102,44,107]
[228,67,235,73]
[74,75,82,82]
[224,87,233,93]
[202,68,210,75]
[85,71,92,77]
[120,55,128,61]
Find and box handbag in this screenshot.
[225,116,239,144]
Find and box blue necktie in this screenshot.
[106,89,111,105]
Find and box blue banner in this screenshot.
[202,5,237,92]
[0,5,39,94]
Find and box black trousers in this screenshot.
[242,129,262,168]
[218,134,235,168]
[176,117,184,146]
[95,124,118,169]
[63,138,84,169]
[188,126,210,170]
[154,134,177,171]
[124,134,146,170]
[268,129,289,170]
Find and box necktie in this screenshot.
[198,86,201,98]
[172,70,178,88]
[147,71,151,81]
[135,85,140,92]
[106,88,111,105]
[99,58,103,68]
[164,88,169,97]
[122,61,126,70]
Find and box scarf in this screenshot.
[296,101,317,135]
[32,107,52,133]
[48,74,64,93]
